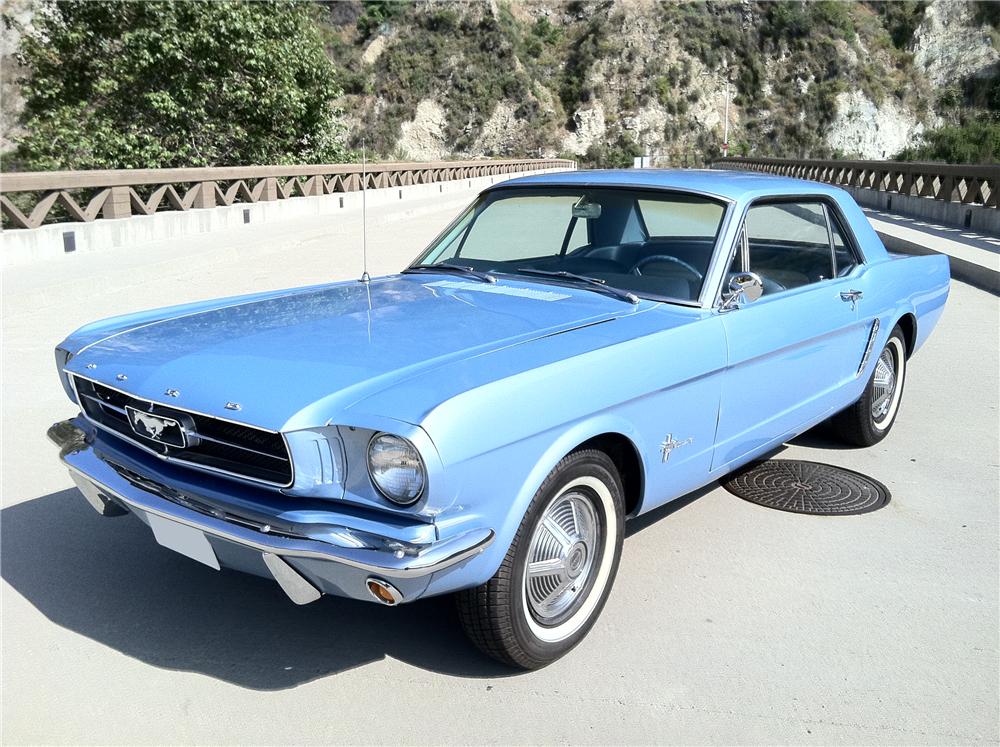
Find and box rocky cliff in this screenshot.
[324,0,999,165]
[4,0,996,166]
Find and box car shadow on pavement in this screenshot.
[2,489,518,690]
[787,420,859,450]
[624,483,718,538]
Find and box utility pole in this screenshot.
[722,77,731,158]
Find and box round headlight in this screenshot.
[367,433,425,505]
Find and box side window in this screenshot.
[830,213,858,277]
[744,202,835,293]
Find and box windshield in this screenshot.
[412,187,728,303]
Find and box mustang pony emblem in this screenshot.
[125,406,186,447]
[659,434,693,463]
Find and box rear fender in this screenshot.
[855,253,949,363]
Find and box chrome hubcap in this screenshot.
[871,346,897,421]
[524,491,600,623]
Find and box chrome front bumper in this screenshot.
[48,419,494,605]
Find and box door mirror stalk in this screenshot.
[721,272,764,311]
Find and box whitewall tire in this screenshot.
[456,449,625,669]
[833,324,908,447]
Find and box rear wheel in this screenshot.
[456,449,625,669]
[833,325,907,446]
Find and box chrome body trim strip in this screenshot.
[857,317,881,378]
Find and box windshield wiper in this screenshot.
[512,268,639,305]
[403,264,496,284]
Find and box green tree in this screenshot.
[11,0,349,170]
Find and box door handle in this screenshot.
[840,290,863,303]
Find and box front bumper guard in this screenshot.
[48,419,494,605]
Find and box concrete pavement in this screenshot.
[865,207,1000,294]
[2,188,998,745]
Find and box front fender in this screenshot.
[510,414,646,522]
[423,413,646,596]
[412,314,725,596]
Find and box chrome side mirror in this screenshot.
[721,271,764,310]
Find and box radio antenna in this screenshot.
[360,138,370,283]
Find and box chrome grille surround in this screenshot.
[70,374,293,487]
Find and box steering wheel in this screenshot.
[632,255,704,283]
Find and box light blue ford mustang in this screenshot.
[49,170,949,668]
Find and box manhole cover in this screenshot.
[722,459,890,515]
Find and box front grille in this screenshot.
[74,376,292,486]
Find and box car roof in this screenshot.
[494,168,849,203]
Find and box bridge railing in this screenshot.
[0,158,574,229]
[713,157,999,209]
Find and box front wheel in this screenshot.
[456,449,625,669]
[833,324,907,447]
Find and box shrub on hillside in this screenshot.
[896,120,1000,163]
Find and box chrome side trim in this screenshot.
[69,374,295,489]
[857,318,881,378]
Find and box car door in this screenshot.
[712,198,869,471]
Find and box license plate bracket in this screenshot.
[147,513,220,570]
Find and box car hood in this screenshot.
[64,274,644,430]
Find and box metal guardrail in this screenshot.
[713,157,1000,209]
[0,158,574,229]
